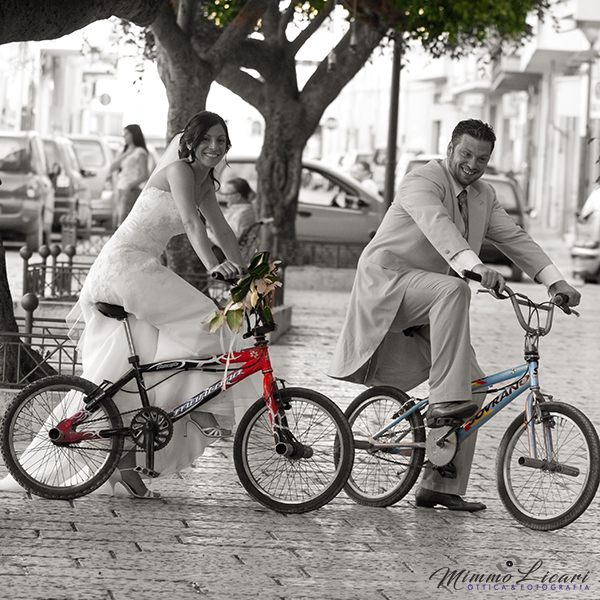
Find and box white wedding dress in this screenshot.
[0,185,261,493]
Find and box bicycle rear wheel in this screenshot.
[1,375,124,500]
[233,387,354,513]
[344,386,426,507]
[497,401,600,531]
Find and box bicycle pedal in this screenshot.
[427,416,463,429]
[134,466,161,478]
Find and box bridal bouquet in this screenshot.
[207,251,281,334]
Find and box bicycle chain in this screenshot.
[52,407,161,453]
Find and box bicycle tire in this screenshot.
[233,387,354,514]
[497,400,600,531]
[344,386,426,507]
[1,375,124,500]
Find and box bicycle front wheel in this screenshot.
[1,375,124,500]
[497,401,600,531]
[233,387,354,514]
[344,386,426,507]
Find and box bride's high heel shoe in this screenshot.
[186,413,233,439]
[111,469,161,500]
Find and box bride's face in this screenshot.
[194,124,228,169]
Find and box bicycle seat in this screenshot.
[96,302,129,320]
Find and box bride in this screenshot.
[0,111,261,498]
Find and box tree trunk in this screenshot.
[257,116,306,264]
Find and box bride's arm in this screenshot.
[167,163,222,270]
[167,163,244,278]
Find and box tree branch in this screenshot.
[0,0,162,44]
[176,0,196,34]
[202,0,270,70]
[151,2,198,68]
[216,63,268,118]
[289,1,336,56]
[301,20,385,125]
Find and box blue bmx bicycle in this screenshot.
[344,271,600,530]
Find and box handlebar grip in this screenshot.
[463,269,507,299]
[552,293,572,314]
[210,270,239,286]
[463,269,482,282]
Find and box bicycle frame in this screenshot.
[368,363,534,452]
[51,342,283,463]
[86,345,276,420]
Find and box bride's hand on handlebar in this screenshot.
[470,264,506,295]
[209,260,245,281]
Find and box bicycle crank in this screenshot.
[130,407,173,451]
[426,425,458,467]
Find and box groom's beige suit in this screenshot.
[328,158,557,495]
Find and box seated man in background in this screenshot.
[210,177,258,259]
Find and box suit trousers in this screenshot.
[370,272,487,496]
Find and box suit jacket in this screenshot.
[328,159,554,385]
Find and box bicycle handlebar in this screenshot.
[462,269,578,336]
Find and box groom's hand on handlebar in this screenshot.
[468,264,506,295]
[549,280,581,310]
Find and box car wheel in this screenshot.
[510,264,523,282]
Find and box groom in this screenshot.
[328,119,580,512]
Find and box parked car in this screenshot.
[218,157,385,245]
[0,131,55,249]
[571,187,600,283]
[42,135,93,231]
[397,154,528,281]
[67,134,114,227]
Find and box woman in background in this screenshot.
[110,124,149,227]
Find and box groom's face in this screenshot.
[447,134,492,187]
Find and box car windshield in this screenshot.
[0,137,31,173]
[71,139,106,169]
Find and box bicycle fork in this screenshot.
[264,379,314,460]
[519,359,581,478]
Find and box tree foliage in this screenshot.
[354,0,552,56]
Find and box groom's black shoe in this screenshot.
[426,401,478,427]
[415,487,486,512]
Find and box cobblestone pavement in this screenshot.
[1,227,599,600]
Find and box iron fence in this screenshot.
[20,244,93,300]
[0,313,81,388]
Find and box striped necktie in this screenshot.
[457,189,468,238]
